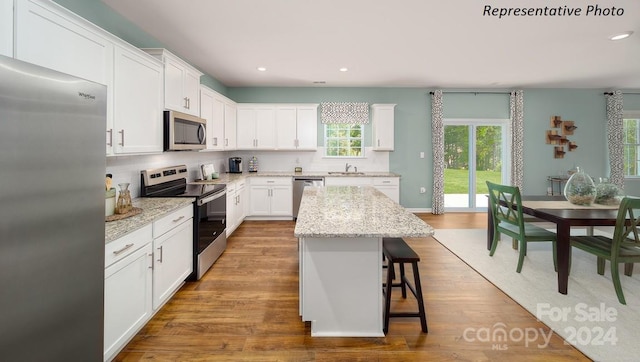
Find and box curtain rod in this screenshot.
[429,91,512,95]
[604,92,640,95]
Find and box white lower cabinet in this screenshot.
[248,177,293,217]
[104,204,193,361]
[104,225,153,362]
[226,180,246,236]
[152,215,193,309]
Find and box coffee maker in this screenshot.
[228,157,242,173]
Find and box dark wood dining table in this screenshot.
[486,195,620,295]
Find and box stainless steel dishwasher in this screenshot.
[293,176,325,219]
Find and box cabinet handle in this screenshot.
[107,129,113,147]
[213,137,218,146]
[377,139,380,147]
[236,195,240,205]
[148,253,154,269]
[172,215,185,223]
[295,139,299,148]
[382,181,391,184]
[187,97,190,109]
[157,245,163,263]
[113,243,134,255]
[184,97,189,109]
[118,129,125,146]
[225,138,229,147]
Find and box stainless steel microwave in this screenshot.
[164,110,206,151]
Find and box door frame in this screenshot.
[443,118,511,212]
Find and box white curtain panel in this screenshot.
[510,90,524,190]
[431,90,445,214]
[606,91,624,189]
[320,102,369,124]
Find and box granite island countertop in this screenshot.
[105,197,194,244]
[294,186,433,238]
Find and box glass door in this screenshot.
[443,119,510,210]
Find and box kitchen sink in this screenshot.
[328,172,366,175]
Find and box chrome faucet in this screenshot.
[345,163,352,172]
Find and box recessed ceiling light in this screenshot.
[257,67,267,72]
[339,67,348,72]
[610,31,633,41]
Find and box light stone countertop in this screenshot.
[294,186,434,238]
[190,171,400,185]
[105,197,194,244]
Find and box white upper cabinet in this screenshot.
[238,103,318,151]
[144,48,203,116]
[0,0,13,57]
[275,106,297,150]
[224,101,237,150]
[236,105,276,150]
[200,85,237,151]
[371,104,396,151]
[295,105,319,150]
[14,0,113,86]
[110,45,163,155]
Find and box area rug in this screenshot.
[433,229,640,362]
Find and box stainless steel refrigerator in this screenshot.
[0,55,106,360]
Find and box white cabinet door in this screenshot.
[236,107,257,149]
[200,86,225,150]
[249,185,271,216]
[371,104,395,151]
[152,219,193,310]
[104,243,152,362]
[373,177,400,203]
[163,56,186,112]
[224,102,237,150]
[296,105,318,150]
[270,185,293,216]
[0,0,13,57]
[226,181,237,236]
[236,105,276,149]
[275,106,297,150]
[145,48,202,116]
[235,180,246,222]
[15,0,112,85]
[112,45,163,155]
[255,107,276,149]
[183,67,201,114]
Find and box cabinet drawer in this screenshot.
[373,177,399,186]
[105,224,152,268]
[250,177,292,186]
[153,204,194,238]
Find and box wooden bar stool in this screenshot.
[382,237,428,334]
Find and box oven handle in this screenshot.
[197,189,226,206]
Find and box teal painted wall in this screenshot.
[52,0,640,208]
[53,0,228,94]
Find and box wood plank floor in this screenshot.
[115,213,589,361]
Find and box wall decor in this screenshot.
[546,115,578,158]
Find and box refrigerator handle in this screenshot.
[107,129,113,147]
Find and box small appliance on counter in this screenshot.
[248,156,258,172]
[228,157,242,173]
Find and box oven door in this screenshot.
[194,188,226,279]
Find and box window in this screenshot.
[324,123,364,157]
[623,114,640,176]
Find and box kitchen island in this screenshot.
[294,186,434,337]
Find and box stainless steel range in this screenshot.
[141,165,226,280]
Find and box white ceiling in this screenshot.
[102,0,640,89]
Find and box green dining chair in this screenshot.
[486,181,558,273]
[569,196,640,305]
